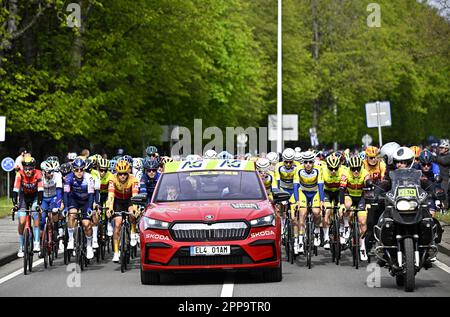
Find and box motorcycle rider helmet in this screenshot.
[379,142,401,165]
[393,147,415,168]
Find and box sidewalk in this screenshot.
[0,215,18,266]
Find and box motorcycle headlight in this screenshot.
[250,214,275,227]
[396,200,418,211]
[143,217,170,230]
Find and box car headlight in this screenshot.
[396,200,418,211]
[143,217,170,230]
[250,214,275,227]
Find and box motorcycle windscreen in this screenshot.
[388,169,422,190]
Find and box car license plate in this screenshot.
[398,188,417,197]
[190,246,231,256]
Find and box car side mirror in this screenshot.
[272,189,291,204]
[131,193,148,206]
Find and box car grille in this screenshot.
[170,222,249,242]
[167,246,254,266]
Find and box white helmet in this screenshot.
[294,147,302,153]
[204,149,217,159]
[440,139,450,150]
[294,151,302,162]
[301,151,316,162]
[132,157,143,170]
[41,160,60,172]
[282,148,295,161]
[379,142,400,165]
[255,158,270,171]
[217,151,234,160]
[266,152,279,164]
[67,152,77,161]
[393,147,415,167]
[185,154,202,161]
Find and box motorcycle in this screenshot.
[373,169,440,292]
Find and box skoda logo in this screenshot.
[205,215,214,220]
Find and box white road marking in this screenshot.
[435,260,450,275]
[220,274,234,297]
[0,258,44,285]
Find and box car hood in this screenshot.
[144,200,273,223]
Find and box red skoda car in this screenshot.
[133,159,288,284]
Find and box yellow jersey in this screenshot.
[321,165,348,193]
[274,161,300,190]
[340,168,370,197]
[293,164,323,192]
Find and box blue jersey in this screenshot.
[63,172,95,209]
[415,162,440,181]
[139,172,161,202]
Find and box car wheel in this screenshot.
[263,261,282,283]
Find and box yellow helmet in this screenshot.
[115,160,130,173]
[326,154,340,169]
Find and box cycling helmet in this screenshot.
[72,158,85,170]
[122,155,133,165]
[326,154,341,169]
[365,146,379,158]
[439,139,450,150]
[217,151,233,160]
[282,148,295,161]
[41,160,60,173]
[160,156,174,165]
[84,158,94,172]
[23,157,36,168]
[109,159,117,172]
[117,148,125,156]
[98,158,110,170]
[266,152,279,164]
[255,158,270,172]
[67,152,77,161]
[393,147,414,167]
[359,152,366,160]
[419,150,433,165]
[185,154,202,161]
[294,147,302,153]
[301,151,316,162]
[204,149,217,159]
[132,157,143,171]
[410,146,422,158]
[348,156,363,168]
[46,156,60,164]
[115,160,130,173]
[294,151,302,162]
[379,142,400,165]
[59,163,72,176]
[145,146,158,156]
[143,158,159,170]
[244,153,252,160]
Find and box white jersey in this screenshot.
[43,172,63,198]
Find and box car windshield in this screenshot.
[154,170,265,202]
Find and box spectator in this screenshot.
[435,139,450,208]
[14,147,30,171]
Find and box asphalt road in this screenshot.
[1,246,450,297]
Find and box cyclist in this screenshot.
[292,151,325,254]
[204,149,217,159]
[85,158,101,249]
[41,160,64,249]
[410,146,422,167]
[273,148,299,196]
[12,157,44,257]
[321,153,347,250]
[256,158,274,201]
[107,160,140,263]
[339,155,371,261]
[159,156,174,171]
[363,146,386,184]
[66,152,77,164]
[146,146,159,160]
[416,150,440,182]
[109,159,118,174]
[63,158,95,260]
[98,158,114,237]
[266,152,279,172]
[139,158,161,204]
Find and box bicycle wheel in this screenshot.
[120,225,127,273]
[63,226,69,265]
[335,213,341,265]
[125,226,131,265]
[330,217,336,263]
[352,220,360,270]
[23,229,29,275]
[53,223,59,260]
[28,229,34,272]
[306,216,312,269]
[42,223,48,269]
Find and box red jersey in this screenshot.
[13,170,44,196]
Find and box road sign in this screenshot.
[0,116,5,142]
[365,101,392,147]
[362,134,373,147]
[365,102,391,128]
[268,115,298,141]
[1,157,15,172]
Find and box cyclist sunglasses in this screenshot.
[421,163,432,168]
[24,167,34,171]
[284,161,293,164]
[146,169,158,173]
[304,161,314,165]
[350,167,361,172]
[328,167,339,172]
[99,169,108,173]
[118,172,128,176]
[73,168,84,173]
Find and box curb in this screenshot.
[0,252,18,267]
